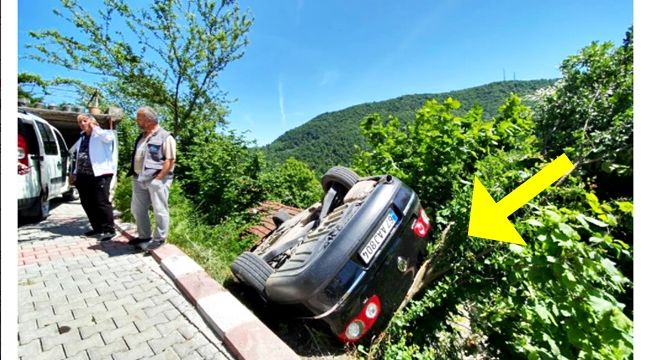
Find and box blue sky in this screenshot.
[17,0,632,145]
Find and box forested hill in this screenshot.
[263,79,556,175]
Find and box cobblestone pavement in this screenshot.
[17,199,234,360]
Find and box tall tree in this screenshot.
[26,0,253,139]
[536,28,633,197]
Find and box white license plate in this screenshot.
[359,209,398,264]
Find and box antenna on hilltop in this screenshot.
[503,68,506,82]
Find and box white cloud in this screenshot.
[278,80,287,127]
[319,70,340,86]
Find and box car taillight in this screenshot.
[338,295,381,343]
[18,133,29,166]
[411,208,431,238]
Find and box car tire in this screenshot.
[231,252,274,296]
[63,187,79,201]
[321,166,359,193]
[32,190,50,220]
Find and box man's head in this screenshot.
[77,113,99,135]
[136,106,159,131]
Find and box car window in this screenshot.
[35,121,59,155]
[53,129,69,155]
[18,119,39,155]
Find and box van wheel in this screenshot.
[231,252,273,297]
[63,187,79,201]
[34,191,50,220]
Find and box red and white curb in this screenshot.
[148,244,300,360]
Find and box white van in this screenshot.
[18,110,78,220]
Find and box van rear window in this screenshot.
[18,120,39,154]
[36,121,59,155]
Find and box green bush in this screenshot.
[259,157,321,209]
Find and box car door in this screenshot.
[18,117,43,204]
[34,120,65,199]
[53,127,71,194]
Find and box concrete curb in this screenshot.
[114,224,299,360]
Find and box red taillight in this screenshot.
[412,208,431,238]
[338,295,382,343]
[18,133,29,166]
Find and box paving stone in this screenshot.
[17,202,234,360]
[112,342,156,360]
[134,313,169,331]
[18,319,38,333]
[95,306,129,323]
[177,324,199,340]
[52,299,86,315]
[30,344,66,360]
[148,348,182,360]
[84,292,118,307]
[19,323,59,345]
[86,339,128,360]
[37,311,75,328]
[154,317,191,337]
[17,339,41,358]
[122,297,155,315]
[78,317,117,339]
[19,309,48,323]
[100,322,139,344]
[71,303,107,321]
[148,331,186,354]
[63,333,105,358]
[133,287,163,302]
[144,300,175,318]
[40,328,80,351]
[196,344,229,360]
[103,295,136,310]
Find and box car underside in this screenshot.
[231,166,433,342]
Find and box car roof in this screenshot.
[18,109,48,123]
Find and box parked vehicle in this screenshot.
[231,166,433,342]
[18,110,77,220]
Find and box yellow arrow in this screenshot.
[468,154,574,245]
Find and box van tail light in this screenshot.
[412,208,431,238]
[18,133,29,166]
[338,295,381,343]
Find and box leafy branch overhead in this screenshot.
[26,0,253,135]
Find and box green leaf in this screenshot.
[583,216,608,227]
[526,218,544,227]
[589,295,613,313]
[616,201,633,214]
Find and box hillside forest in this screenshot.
[264,79,556,175]
[22,2,632,357]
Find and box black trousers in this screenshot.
[76,173,114,233]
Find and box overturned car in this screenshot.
[231,166,433,342]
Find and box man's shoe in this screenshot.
[98,231,117,241]
[127,237,151,245]
[145,240,165,251]
[84,229,101,237]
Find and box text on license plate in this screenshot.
[359,209,398,264]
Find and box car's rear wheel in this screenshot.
[231,252,274,296]
[321,166,359,193]
[63,187,79,201]
[31,190,50,220]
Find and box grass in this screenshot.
[113,175,259,282]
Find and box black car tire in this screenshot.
[231,252,274,296]
[31,190,50,220]
[63,187,79,201]
[321,166,359,193]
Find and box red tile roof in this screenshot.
[245,201,302,243]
